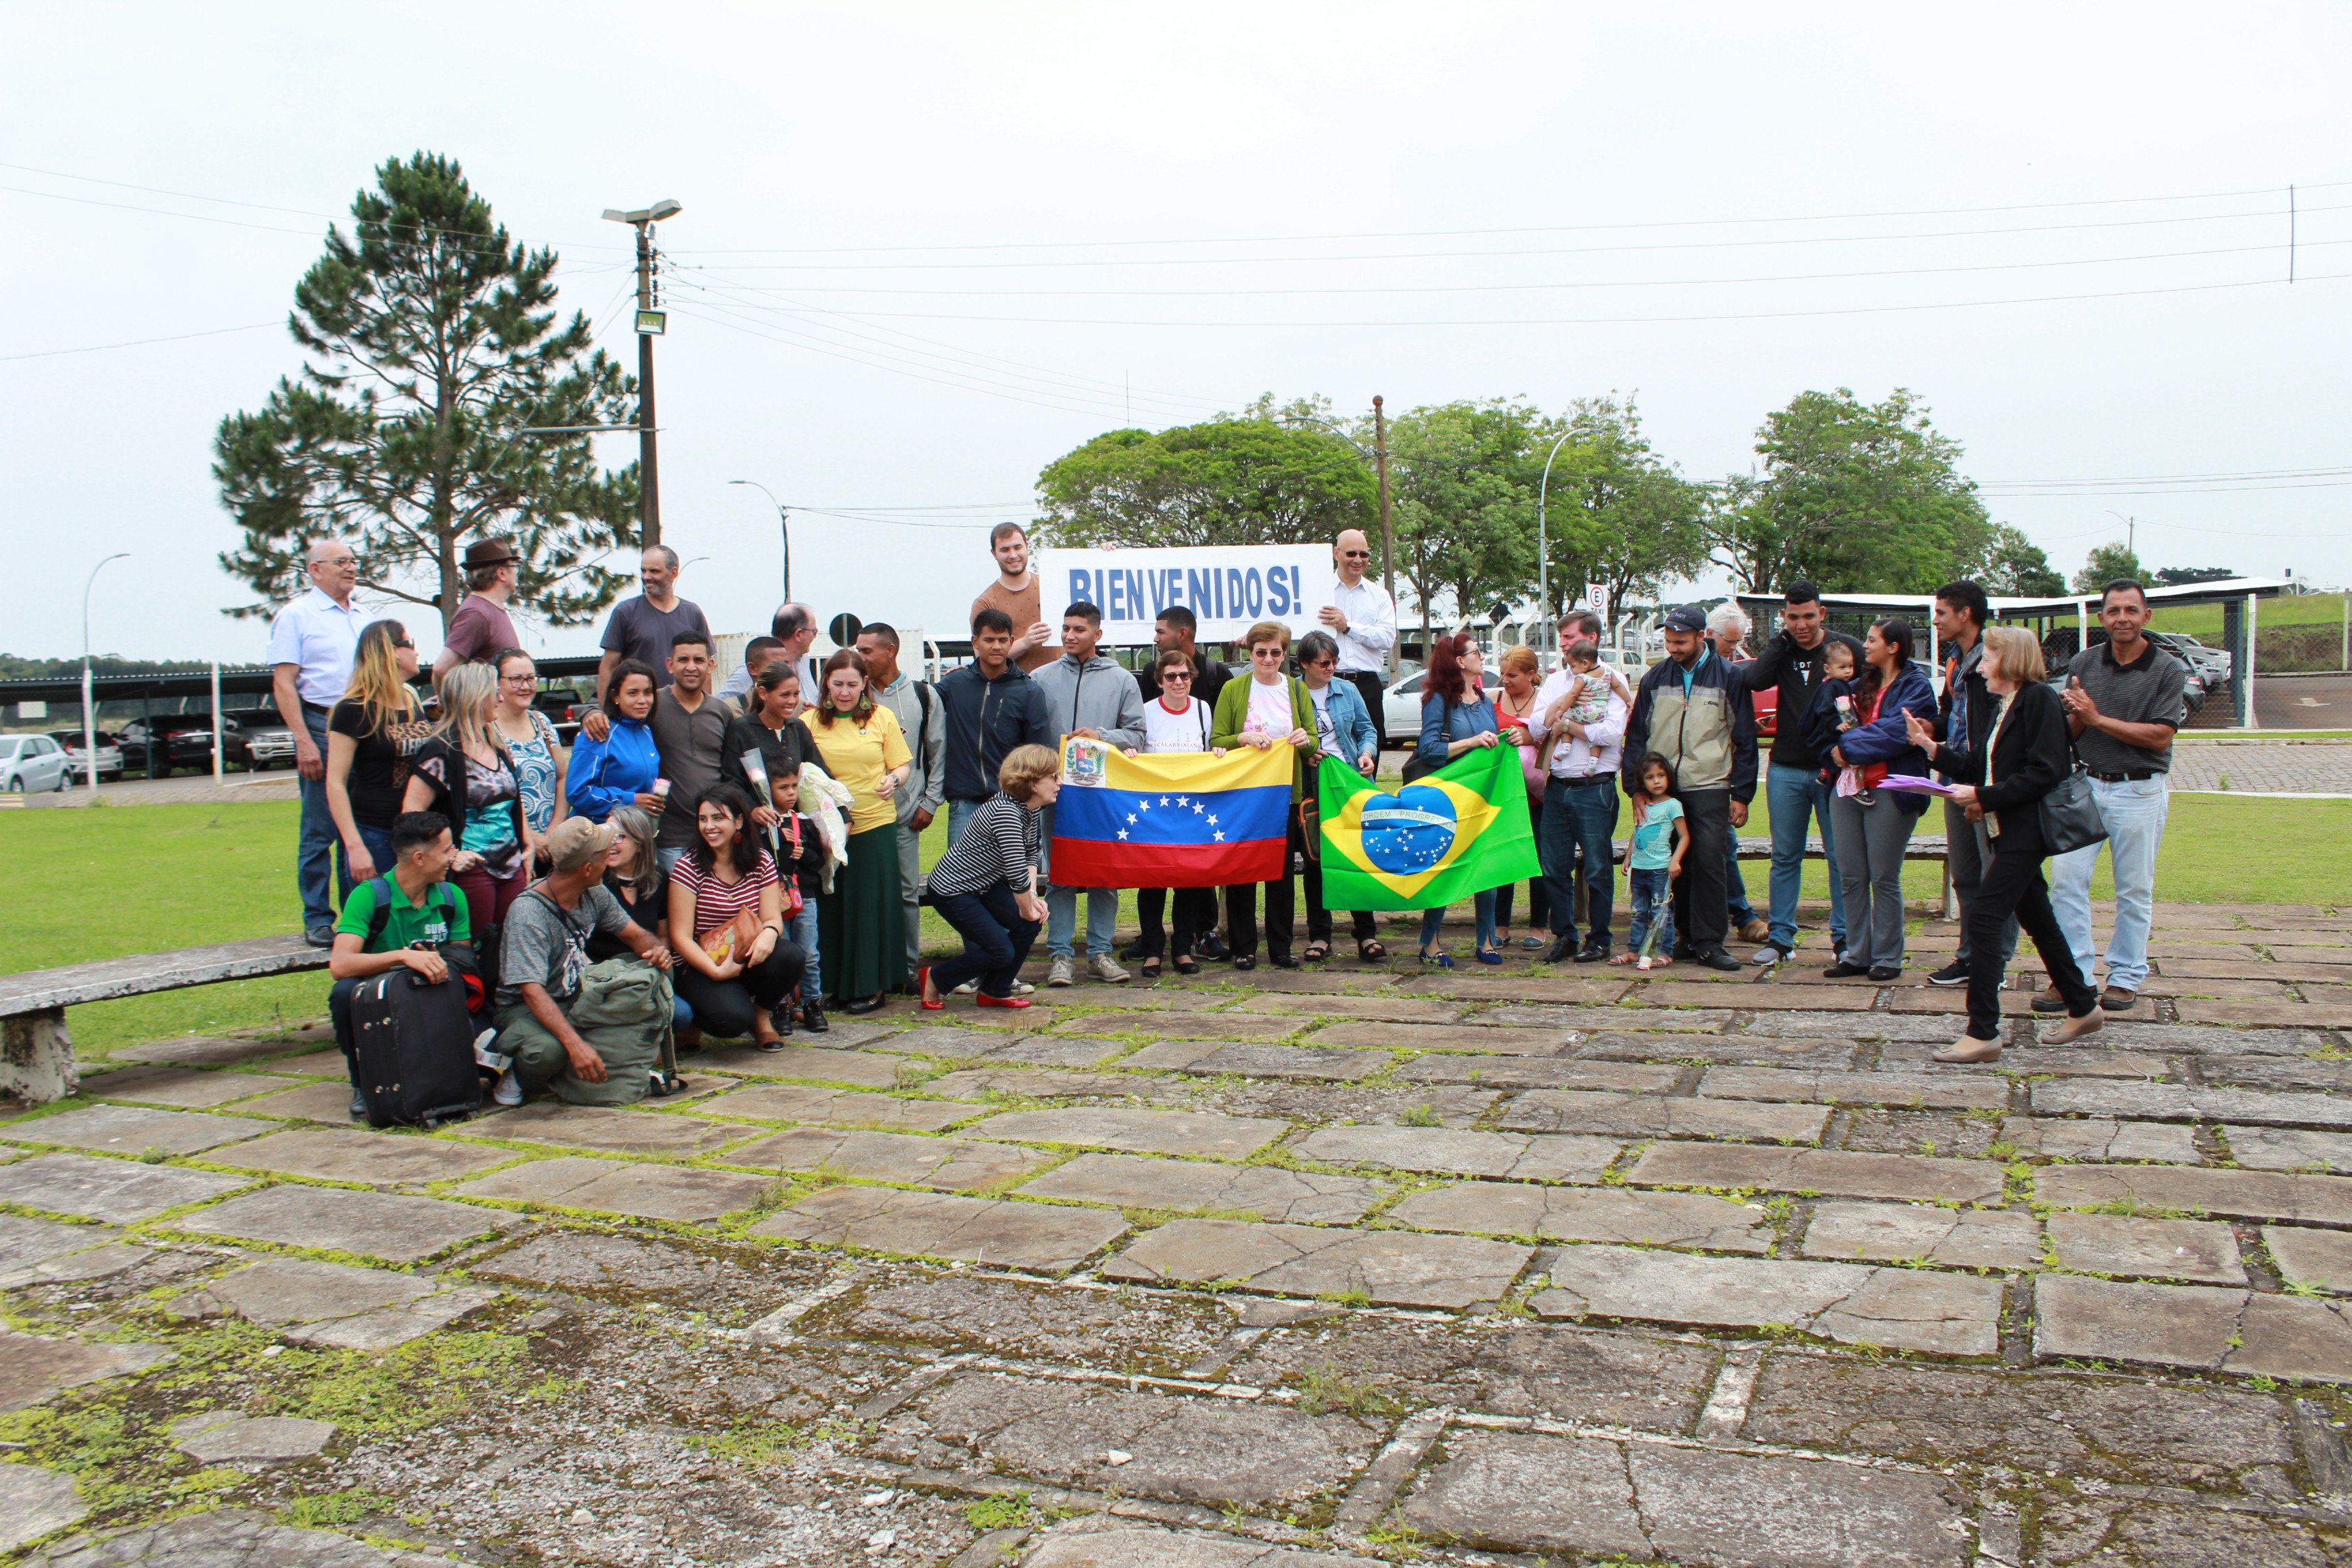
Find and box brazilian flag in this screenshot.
[1317,744,1541,909]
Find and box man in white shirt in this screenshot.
[1315,529,1395,742]
[1524,612,1632,966]
[266,539,369,944]
[719,602,817,702]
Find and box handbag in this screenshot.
[698,909,762,965]
[2038,763,2108,856]
[1401,695,1450,785]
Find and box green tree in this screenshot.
[1704,388,1991,595]
[214,152,640,628]
[1375,398,1550,638]
[2074,542,2148,593]
[1535,396,1710,619]
[1972,523,2066,596]
[1034,409,1374,549]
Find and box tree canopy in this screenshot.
[2074,542,2149,593]
[1033,407,1375,549]
[214,152,640,629]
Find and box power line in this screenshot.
[0,322,278,362]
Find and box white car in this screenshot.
[1381,671,1504,750]
[0,734,75,793]
[51,729,123,783]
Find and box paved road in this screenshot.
[3,772,301,809]
[2172,738,2352,794]
[2259,672,2352,728]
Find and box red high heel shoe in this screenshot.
[917,966,945,1011]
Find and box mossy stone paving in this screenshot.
[7,896,2352,1564]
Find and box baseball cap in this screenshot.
[547,817,621,872]
[1661,604,1709,634]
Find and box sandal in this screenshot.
[1356,938,1385,962]
[1173,955,1200,975]
[1303,941,1330,963]
[1607,951,1639,966]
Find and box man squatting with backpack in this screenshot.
[326,811,485,1118]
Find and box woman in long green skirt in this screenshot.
[800,649,913,1015]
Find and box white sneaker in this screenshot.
[951,979,978,996]
[492,1068,523,1107]
[1011,979,1034,995]
[1089,954,1130,983]
[473,1028,511,1073]
[1046,956,1076,987]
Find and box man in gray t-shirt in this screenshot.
[596,546,709,696]
[2045,579,2188,1013]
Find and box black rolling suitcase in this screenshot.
[350,959,483,1128]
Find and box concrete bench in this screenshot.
[1,934,327,1105]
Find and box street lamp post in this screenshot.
[1536,430,1578,652]
[600,199,684,551]
[1278,407,1401,679]
[80,553,129,796]
[728,480,791,603]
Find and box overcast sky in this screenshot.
[6,1,2348,665]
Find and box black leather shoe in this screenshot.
[771,1004,794,1039]
[1575,939,1611,964]
[1822,960,1872,979]
[1693,947,1742,973]
[1270,953,1302,969]
[1867,965,1902,983]
[800,998,829,1032]
[1231,954,1256,971]
[842,993,886,1015]
[1540,935,1578,964]
[1671,943,1697,961]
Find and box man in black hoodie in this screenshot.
[1738,581,1864,966]
[939,608,1051,850]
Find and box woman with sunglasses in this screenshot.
[1210,620,1318,969]
[325,619,431,883]
[1293,631,1384,962]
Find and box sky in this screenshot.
[5,1,2349,666]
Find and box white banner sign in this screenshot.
[1035,544,1333,644]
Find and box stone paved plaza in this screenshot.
[4,902,2352,1566]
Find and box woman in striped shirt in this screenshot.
[665,783,805,1048]
[917,744,1059,1010]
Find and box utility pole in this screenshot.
[1373,395,1396,678]
[602,199,684,552]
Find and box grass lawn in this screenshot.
[3,790,2345,1055]
[2140,593,2347,642]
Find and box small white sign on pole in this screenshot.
[1034,544,1333,645]
[1581,583,1611,629]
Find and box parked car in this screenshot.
[0,734,75,792]
[49,728,124,783]
[1380,670,1503,751]
[116,715,250,776]
[1750,657,1943,739]
[225,707,298,770]
[535,687,587,745]
[2146,630,2231,685]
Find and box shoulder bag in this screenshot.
[2036,689,2108,855]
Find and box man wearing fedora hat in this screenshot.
[433,537,523,680]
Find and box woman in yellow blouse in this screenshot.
[799,648,913,1013]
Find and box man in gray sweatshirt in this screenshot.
[1031,602,1147,985]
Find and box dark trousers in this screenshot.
[673,941,806,1039]
[1301,843,1375,947]
[1494,790,1550,935]
[1966,813,2097,1040]
[329,975,365,1088]
[1540,775,1618,945]
[1225,805,1305,960]
[1670,788,1733,949]
[1341,670,1387,745]
[931,882,1041,998]
[1945,798,2019,969]
[1137,885,1216,959]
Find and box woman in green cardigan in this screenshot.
[1211,619,1318,969]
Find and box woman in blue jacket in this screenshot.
[1415,634,1505,966]
[1820,619,1938,981]
[1296,632,1386,961]
[566,659,664,823]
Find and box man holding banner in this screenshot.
[1033,602,1145,985]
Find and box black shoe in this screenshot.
[800,998,830,1032]
[1120,938,1148,962]
[348,1087,368,1119]
[1671,943,1697,961]
[2030,993,2068,1013]
[1926,962,1970,987]
[1198,934,1229,960]
[1575,938,1611,964]
[842,993,887,1016]
[772,1004,794,1039]
[1822,960,1872,979]
[1867,965,1902,983]
[1270,953,1302,970]
[304,926,337,949]
[1693,947,1742,973]
[1232,954,1256,971]
[1540,935,1578,964]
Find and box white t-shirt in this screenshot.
[1307,684,1339,758]
[1141,696,1210,753]
[1244,678,1293,736]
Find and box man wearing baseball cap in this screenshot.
[487,815,673,1107]
[433,537,524,679]
[1618,604,1759,971]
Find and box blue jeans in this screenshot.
[353,823,397,886]
[932,881,1041,997]
[1539,777,1618,946]
[297,707,349,929]
[2050,774,2170,992]
[1048,885,1119,960]
[947,798,983,849]
[1765,765,1846,951]
[1627,866,1676,958]
[1419,888,1497,952]
[789,898,821,1001]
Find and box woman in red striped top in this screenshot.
[666,783,805,1049]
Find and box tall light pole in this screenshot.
[80,553,129,796]
[601,198,683,551]
[1278,404,1401,678]
[1536,429,1578,644]
[2102,508,2136,562]
[728,480,791,603]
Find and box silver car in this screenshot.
[50,728,122,783]
[0,734,74,793]
[228,708,299,770]
[1381,670,1503,750]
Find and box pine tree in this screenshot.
[214,152,639,628]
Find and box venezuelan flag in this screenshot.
[1317,744,1540,908]
[1049,738,1295,888]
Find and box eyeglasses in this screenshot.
[314,556,357,568]
[501,673,536,685]
[1162,670,1192,681]
[1251,647,1286,659]
[1307,659,1335,670]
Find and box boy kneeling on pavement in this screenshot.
[327,810,489,1119]
[489,817,674,1106]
